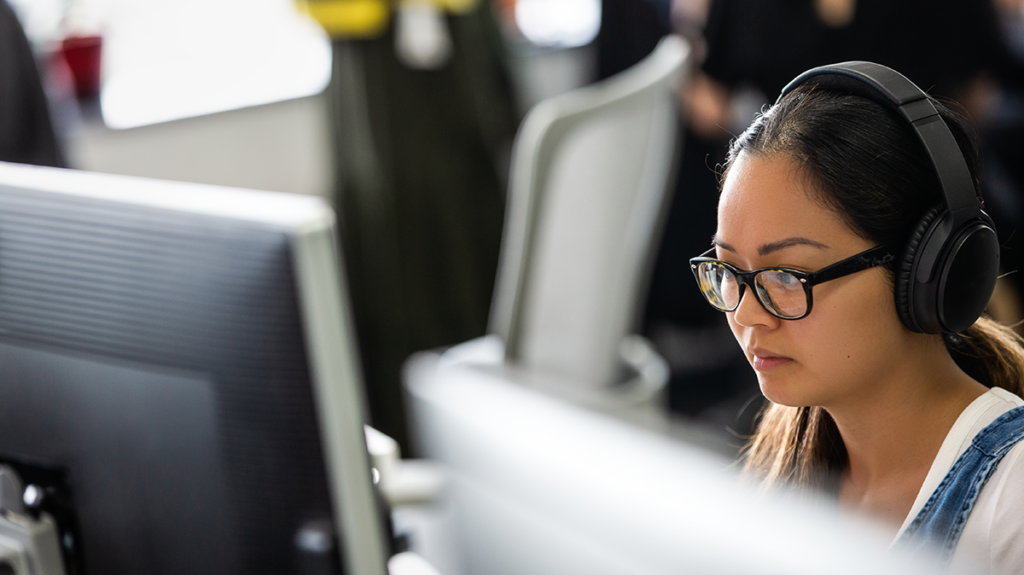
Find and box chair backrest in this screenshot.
[489,35,690,388]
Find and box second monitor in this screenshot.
[0,162,388,575]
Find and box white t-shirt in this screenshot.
[893,387,1024,574]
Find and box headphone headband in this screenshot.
[775,61,999,334]
[777,62,979,225]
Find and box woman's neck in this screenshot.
[828,339,987,534]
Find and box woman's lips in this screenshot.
[749,349,793,371]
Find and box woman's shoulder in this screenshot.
[962,388,1024,444]
[981,440,1024,573]
[951,416,1024,574]
[985,387,1024,409]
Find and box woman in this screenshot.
[690,62,1024,572]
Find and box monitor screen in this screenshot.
[0,162,389,575]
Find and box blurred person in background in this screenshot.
[300,0,519,449]
[0,0,64,167]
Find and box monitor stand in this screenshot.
[0,466,66,575]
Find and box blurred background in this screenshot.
[3,0,1024,459]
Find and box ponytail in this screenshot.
[946,316,1024,396]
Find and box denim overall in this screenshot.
[895,406,1024,565]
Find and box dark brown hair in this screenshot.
[729,86,1024,491]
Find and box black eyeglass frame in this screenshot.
[689,245,895,320]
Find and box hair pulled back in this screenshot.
[733,86,1024,491]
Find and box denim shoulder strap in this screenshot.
[895,405,1024,564]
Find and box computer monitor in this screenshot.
[0,162,389,575]
[404,343,942,575]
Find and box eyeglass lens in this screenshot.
[696,262,808,319]
[696,262,739,309]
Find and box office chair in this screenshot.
[444,34,690,413]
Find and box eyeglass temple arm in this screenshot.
[807,247,894,285]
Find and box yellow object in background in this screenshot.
[431,0,479,15]
[394,0,481,14]
[296,0,480,39]
[296,0,391,38]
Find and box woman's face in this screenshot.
[716,152,909,409]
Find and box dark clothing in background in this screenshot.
[329,6,518,450]
[702,0,1021,100]
[0,0,64,167]
[596,0,669,80]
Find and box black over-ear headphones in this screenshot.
[778,61,1000,334]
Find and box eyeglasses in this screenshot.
[689,246,893,320]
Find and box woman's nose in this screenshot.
[732,286,778,328]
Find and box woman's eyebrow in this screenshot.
[758,237,830,256]
[710,236,830,255]
[711,236,735,253]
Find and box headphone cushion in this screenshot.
[895,205,944,332]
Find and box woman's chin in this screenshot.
[756,373,810,408]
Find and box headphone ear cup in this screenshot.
[895,205,945,332]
